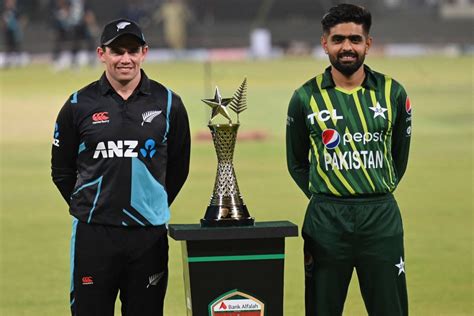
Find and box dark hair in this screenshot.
[321,4,372,35]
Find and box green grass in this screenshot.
[0,56,472,315]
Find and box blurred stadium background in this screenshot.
[1,0,473,66]
[1,0,473,315]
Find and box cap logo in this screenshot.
[116,21,131,31]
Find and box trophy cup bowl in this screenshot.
[201,123,254,227]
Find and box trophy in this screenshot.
[200,78,255,227]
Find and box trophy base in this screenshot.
[200,217,255,227]
[201,204,255,227]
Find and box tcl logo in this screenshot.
[307,110,343,124]
[92,112,109,124]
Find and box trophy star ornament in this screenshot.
[202,87,233,123]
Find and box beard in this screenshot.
[329,51,365,77]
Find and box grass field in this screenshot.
[0,56,472,315]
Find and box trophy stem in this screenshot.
[201,124,254,227]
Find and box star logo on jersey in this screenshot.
[395,257,405,276]
[369,102,388,119]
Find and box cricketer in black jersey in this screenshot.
[52,70,190,226]
[51,19,190,316]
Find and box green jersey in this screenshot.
[286,65,412,197]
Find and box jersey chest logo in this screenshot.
[93,140,138,158]
[92,139,158,159]
[92,112,110,124]
[368,102,388,119]
[307,109,343,125]
[141,110,162,126]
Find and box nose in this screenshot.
[342,38,352,51]
[120,52,132,63]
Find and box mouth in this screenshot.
[338,53,358,63]
[117,67,134,74]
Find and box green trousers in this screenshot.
[302,194,408,316]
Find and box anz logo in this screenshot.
[140,139,157,158]
[93,139,157,159]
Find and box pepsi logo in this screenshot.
[322,129,340,149]
[405,97,412,115]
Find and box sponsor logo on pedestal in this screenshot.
[209,289,264,316]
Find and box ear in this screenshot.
[140,45,149,62]
[96,46,106,62]
[321,35,328,54]
[365,36,373,54]
[142,45,149,56]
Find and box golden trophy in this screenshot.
[200,79,254,227]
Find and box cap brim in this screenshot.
[102,33,146,46]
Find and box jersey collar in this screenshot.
[321,65,378,91]
[99,69,152,96]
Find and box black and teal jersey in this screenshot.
[286,65,412,197]
[51,70,190,226]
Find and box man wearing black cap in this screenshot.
[51,18,190,315]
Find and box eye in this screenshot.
[110,48,124,55]
[332,36,344,43]
[349,36,363,43]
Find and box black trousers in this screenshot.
[70,220,168,316]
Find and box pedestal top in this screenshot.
[168,220,298,241]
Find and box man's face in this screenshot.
[97,35,148,84]
[321,23,372,77]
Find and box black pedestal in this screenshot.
[169,221,298,316]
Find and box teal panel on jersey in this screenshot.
[162,88,172,143]
[78,142,86,154]
[131,157,169,225]
[122,208,146,226]
[70,91,78,104]
[70,218,78,295]
[71,176,103,223]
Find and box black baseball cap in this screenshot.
[100,18,146,46]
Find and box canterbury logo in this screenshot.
[116,22,131,31]
[141,111,162,126]
[147,271,165,288]
[82,276,93,285]
[92,112,109,124]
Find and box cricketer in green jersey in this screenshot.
[286,4,412,316]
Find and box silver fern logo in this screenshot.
[116,22,131,31]
[141,111,162,126]
[147,271,165,288]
